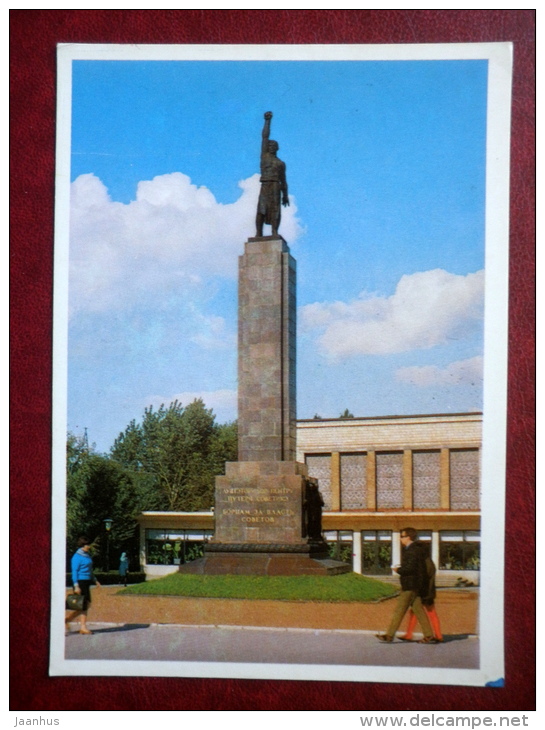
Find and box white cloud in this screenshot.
[69,172,302,316]
[396,356,484,387]
[144,389,237,424]
[189,312,236,350]
[300,269,484,359]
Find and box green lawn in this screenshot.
[119,572,398,602]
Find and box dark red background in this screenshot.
[10,10,535,711]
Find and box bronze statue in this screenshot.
[303,481,325,542]
[256,111,289,237]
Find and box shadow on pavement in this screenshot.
[441,634,473,643]
[84,623,151,635]
[389,633,474,644]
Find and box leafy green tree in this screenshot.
[209,420,238,474]
[106,419,167,511]
[66,398,238,571]
[66,432,139,569]
[66,432,92,553]
[339,408,355,419]
[110,399,237,512]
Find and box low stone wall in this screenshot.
[143,565,179,580]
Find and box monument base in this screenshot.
[178,543,351,576]
[213,460,311,544]
[191,460,351,576]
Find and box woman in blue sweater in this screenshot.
[66,535,101,634]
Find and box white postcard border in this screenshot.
[50,41,513,686]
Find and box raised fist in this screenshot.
[264,111,273,120]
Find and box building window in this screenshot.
[145,529,213,565]
[361,531,392,575]
[413,450,441,510]
[376,452,404,509]
[324,530,353,564]
[439,530,480,570]
[305,454,332,510]
[340,452,367,509]
[416,530,432,544]
[450,449,480,510]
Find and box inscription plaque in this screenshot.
[214,461,307,545]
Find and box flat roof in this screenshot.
[297,412,482,424]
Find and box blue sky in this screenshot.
[67,58,488,453]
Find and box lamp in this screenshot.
[103,518,113,572]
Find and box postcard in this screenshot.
[50,42,512,685]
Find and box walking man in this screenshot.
[376,527,437,644]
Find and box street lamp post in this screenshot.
[103,518,113,573]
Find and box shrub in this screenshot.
[66,571,146,587]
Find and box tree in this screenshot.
[209,420,238,473]
[66,399,238,570]
[106,418,166,512]
[66,432,92,554]
[110,399,237,512]
[339,408,355,419]
[66,432,140,569]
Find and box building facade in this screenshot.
[298,412,481,586]
[137,412,481,584]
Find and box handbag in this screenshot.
[66,592,85,611]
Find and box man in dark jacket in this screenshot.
[376,527,436,643]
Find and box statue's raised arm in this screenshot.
[256,111,289,238]
[261,111,273,159]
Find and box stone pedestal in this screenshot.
[180,549,349,576]
[214,461,307,544]
[189,460,347,576]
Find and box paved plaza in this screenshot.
[64,586,479,668]
[65,621,478,668]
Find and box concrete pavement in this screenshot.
[65,621,478,668]
[64,586,479,668]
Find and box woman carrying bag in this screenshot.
[65,535,101,635]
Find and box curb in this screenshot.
[66,621,478,641]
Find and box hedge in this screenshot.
[66,571,146,586]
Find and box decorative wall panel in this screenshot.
[340,453,367,509]
[376,452,403,509]
[413,450,441,509]
[450,449,480,510]
[305,454,332,510]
